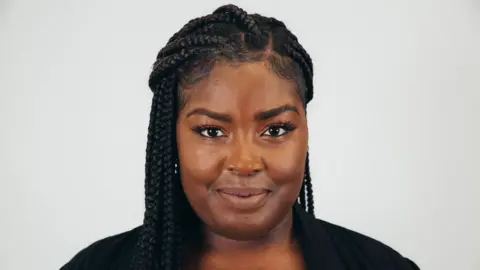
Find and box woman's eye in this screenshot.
[262,122,296,137]
[263,126,286,137]
[199,127,225,138]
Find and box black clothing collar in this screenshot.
[293,203,345,269]
[61,203,420,269]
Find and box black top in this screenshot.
[61,204,420,269]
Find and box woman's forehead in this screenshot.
[180,62,302,113]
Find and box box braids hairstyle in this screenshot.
[133,4,315,270]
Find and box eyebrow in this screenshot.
[186,108,233,122]
[254,105,299,121]
[186,104,299,122]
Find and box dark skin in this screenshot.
[177,61,308,270]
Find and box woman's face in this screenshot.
[176,61,308,240]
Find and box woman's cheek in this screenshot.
[265,137,307,180]
[179,143,225,180]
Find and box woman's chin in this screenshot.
[208,224,272,241]
[206,211,284,241]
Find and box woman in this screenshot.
[62,4,420,270]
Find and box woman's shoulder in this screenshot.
[314,219,420,270]
[296,207,420,270]
[60,226,142,270]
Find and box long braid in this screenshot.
[159,74,177,270]
[135,4,316,269]
[304,152,315,215]
[132,91,165,269]
[299,181,307,209]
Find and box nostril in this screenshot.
[251,168,262,175]
[246,168,263,177]
[226,166,263,176]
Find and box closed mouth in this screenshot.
[216,187,270,197]
[215,187,271,211]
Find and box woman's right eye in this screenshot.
[193,126,226,138]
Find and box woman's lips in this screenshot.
[215,187,271,211]
[216,187,270,197]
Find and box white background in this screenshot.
[1,0,479,269]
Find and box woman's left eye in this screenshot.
[263,126,287,137]
[262,123,296,137]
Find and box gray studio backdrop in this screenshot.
[1,0,479,269]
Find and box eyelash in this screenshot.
[265,121,296,136]
[191,125,225,138]
[191,121,297,138]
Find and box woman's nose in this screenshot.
[225,139,264,177]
